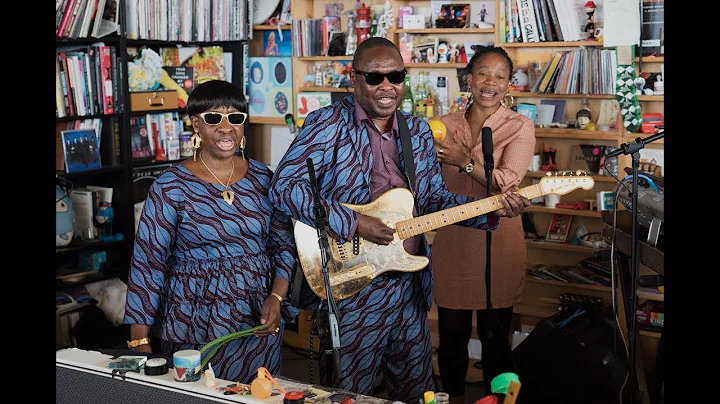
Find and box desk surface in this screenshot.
[56,348,389,404]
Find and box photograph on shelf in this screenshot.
[160,46,226,85]
[263,30,292,57]
[469,1,495,28]
[61,129,102,173]
[546,214,573,243]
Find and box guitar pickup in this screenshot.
[353,233,360,255]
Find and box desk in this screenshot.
[56,348,391,404]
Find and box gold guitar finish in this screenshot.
[295,172,595,301]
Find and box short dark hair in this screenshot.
[186,80,248,116]
[466,45,513,77]
[352,37,402,68]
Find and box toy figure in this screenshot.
[584,1,597,40]
[56,185,74,247]
[449,43,458,63]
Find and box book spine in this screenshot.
[99,46,114,114]
[516,0,541,43]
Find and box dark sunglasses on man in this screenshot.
[353,69,407,86]
[198,111,248,126]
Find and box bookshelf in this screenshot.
[54,2,251,334]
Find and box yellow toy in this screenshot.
[428,119,447,141]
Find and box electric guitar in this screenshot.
[294,172,595,300]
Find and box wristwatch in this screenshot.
[459,158,475,173]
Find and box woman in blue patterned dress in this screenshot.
[124,80,298,383]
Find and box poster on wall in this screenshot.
[296,92,332,118]
[247,57,293,118]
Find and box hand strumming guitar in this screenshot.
[357,215,396,245]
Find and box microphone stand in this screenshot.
[306,158,342,386]
[606,130,664,403]
[484,156,494,312]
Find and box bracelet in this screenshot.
[271,292,284,303]
[127,337,150,348]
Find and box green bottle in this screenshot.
[400,75,414,115]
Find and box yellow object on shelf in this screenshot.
[296,118,305,129]
[428,119,447,141]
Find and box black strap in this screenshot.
[396,111,417,199]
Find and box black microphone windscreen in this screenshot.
[481,127,493,155]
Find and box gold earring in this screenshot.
[239,137,246,159]
[501,91,514,108]
[191,130,202,161]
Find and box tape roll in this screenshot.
[144,357,169,376]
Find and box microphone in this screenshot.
[285,113,297,134]
[481,127,494,171]
[606,130,664,158]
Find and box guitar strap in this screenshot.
[396,111,417,201]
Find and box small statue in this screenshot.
[584,1,597,40]
[449,43,459,63]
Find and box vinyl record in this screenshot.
[253,0,282,25]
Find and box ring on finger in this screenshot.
[438,149,444,154]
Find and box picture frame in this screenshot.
[545,214,573,243]
[62,129,102,173]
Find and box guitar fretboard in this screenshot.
[395,184,545,240]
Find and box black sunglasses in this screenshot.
[354,69,407,86]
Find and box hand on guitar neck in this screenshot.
[493,185,532,218]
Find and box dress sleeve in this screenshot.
[267,207,297,282]
[124,180,178,326]
[493,117,536,192]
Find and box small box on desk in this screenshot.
[78,251,108,271]
[129,90,179,112]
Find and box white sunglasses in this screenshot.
[197,111,248,126]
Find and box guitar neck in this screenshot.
[395,184,545,240]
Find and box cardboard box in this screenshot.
[129,90,179,112]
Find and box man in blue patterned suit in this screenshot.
[269,38,530,400]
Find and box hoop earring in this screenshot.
[501,91,514,108]
[239,137,246,160]
[191,130,202,161]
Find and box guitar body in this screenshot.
[294,173,595,301]
[294,188,429,300]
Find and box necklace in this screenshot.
[199,153,235,205]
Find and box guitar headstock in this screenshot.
[539,171,595,195]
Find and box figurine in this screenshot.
[584,1,597,40]
[449,43,459,63]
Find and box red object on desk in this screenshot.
[641,113,663,134]
[555,202,589,210]
[474,395,498,404]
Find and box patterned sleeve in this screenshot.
[411,116,498,231]
[494,116,536,192]
[269,107,361,243]
[124,179,177,326]
[267,207,296,282]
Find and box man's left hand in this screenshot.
[493,186,531,218]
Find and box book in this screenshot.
[540,99,566,124]
[160,46,226,85]
[515,0,541,42]
[639,1,664,56]
[516,103,537,124]
[263,29,292,57]
[470,1,496,29]
[62,128,102,173]
[91,0,120,38]
[130,117,152,160]
[546,214,573,242]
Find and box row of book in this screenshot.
[124,0,249,42]
[532,48,617,95]
[527,258,612,287]
[56,0,121,39]
[291,19,328,58]
[56,44,123,118]
[131,111,188,162]
[500,0,587,44]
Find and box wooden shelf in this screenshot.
[394,28,494,34]
[406,62,467,68]
[527,205,602,217]
[525,277,612,292]
[626,133,665,145]
[297,56,353,61]
[501,40,604,48]
[636,56,664,63]
[57,112,124,122]
[511,92,614,99]
[57,165,125,178]
[513,304,557,319]
[253,25,290,31]
[56,238,127,255]
[534,128,621,140]
[525,239,600,252]
[525,171,618,183]
[637,96,664,102]
[639,330,662,339]
[249,116,285,125]
[637,287,664,302]
[299,86,354,93]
